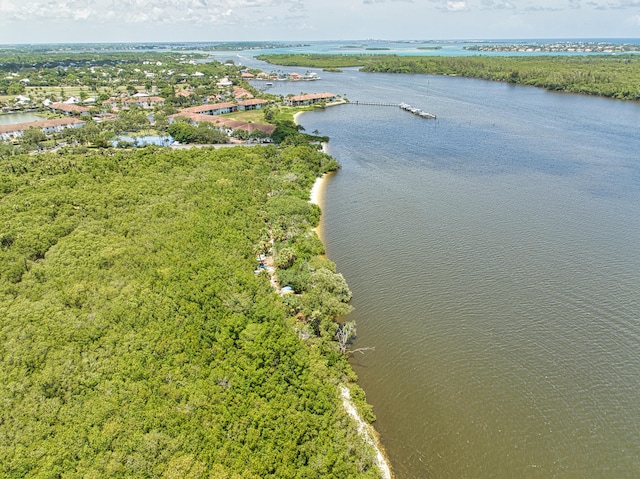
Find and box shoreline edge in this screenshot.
[298,110,394,479]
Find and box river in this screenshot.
[269,67,640,478]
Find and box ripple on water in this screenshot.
[301,71,640,478]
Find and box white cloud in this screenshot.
[0,0,619,25]
[0,0,636,42]
[480,0,516,9]
[587,0,640,8]
[0,0,17,13]
[0,0,284,24]
[363,0,413,3]
[446,1,469,11]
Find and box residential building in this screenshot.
[0,118,85,141]
[50,103,91,116]
[283,92,337,106]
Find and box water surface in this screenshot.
[295,70,640,478]
[0,112,42,125]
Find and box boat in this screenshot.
[399,102,436,119]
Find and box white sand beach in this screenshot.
[309,172,328,207]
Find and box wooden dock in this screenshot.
[350,100,436,119]
[351,101,400,107]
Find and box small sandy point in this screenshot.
[341,386,393,479]
[309,171,328,207]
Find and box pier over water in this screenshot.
[350,100,436,119]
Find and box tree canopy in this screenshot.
[258,53,640,101]
[0,145,379,478]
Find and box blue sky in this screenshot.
[0,0,639,44]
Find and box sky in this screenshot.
[0,0,639,45]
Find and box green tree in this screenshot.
[21,127,46,147]
[7,83,26,95]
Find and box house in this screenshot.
[178,99,268,117]
[237,99,268,111]
[180,102,238,116]
[217,77,233,87]
[0,117,85,141]
[121,96,165,109]
[168,112,276,137]
[14,95,31,105]
[241,72,255,79]
[50,103,91,116]
[283,92,337,106]
[233,87,254,100]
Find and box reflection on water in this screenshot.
[0,112,42,125]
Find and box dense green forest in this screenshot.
[255,54,369,69]
[257,53,640,100]
[0,145,382,478]
[0,51,203,71]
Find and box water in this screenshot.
[112,135,174,147]
[289,69,640,478]
[209,39,640,65]
[0,112,42,125]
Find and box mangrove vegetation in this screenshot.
[257,53,640,100]
[0,144,382,478]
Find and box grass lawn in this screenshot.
[224,105,321,124]
[223,109,266,123]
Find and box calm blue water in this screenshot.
[269,65,640,478]
[112,135,174,147]
[0,112,42,125]
[202,38,640,67]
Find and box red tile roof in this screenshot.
[233,87,254,99]
[180,102,237,114]
[239,98,268,107]
[50,103,91,113]
[0,117,85,134]
[169,112,276,135]
[179,99,268,115]
[286,92,336,102]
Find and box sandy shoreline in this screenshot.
[309,169,328,207]
[341,386,393,479]
[299,110,329,208]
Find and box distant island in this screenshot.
[464,41,640,54]
[0,41,310,54]
[258,52,640,101]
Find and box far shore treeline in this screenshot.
[257,53,640,101]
